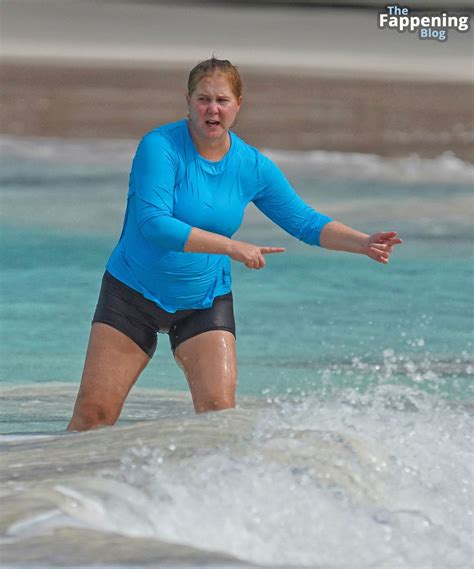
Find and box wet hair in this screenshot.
[187,57,242,99]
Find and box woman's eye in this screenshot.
[196,97,229,103]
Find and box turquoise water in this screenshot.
[1,137,473,568]
[1,140,472,402]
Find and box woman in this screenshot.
[67,58,402,431]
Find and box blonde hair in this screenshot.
[187,57,242,99]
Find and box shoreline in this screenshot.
[3,53,473,83]
[1,59,473,161]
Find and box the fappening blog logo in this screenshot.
[378,5,471,42]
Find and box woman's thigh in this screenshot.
[174,330,237,413]
[68,322,150,430]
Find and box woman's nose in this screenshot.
[207,101,218,113]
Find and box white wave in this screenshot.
[262,148,474,184]
[0,433,58,443]
[4,386,473,568]
[1,135,473,184]
[0,135,135,167]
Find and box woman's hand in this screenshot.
[228,240,285,269]
[367,231,403,264]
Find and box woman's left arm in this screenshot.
[253,154,402,263]
[320,221,402,264]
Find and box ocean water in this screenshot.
[0,135,473,568]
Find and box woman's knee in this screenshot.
[67,400,118,431]
[195,396,236,414]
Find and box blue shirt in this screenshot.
[106,119,332,312]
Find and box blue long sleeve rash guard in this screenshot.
[106,119,332,312]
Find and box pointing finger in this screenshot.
[260,247,286,255]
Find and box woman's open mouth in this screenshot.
[206,119,220,129]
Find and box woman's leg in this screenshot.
[174,330,237,413]
[67,323,150,431]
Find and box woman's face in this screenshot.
[186,72,242,143]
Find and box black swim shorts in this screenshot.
[92,271,236,357]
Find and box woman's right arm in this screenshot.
[184,227,285,269]
[133,133,193,251]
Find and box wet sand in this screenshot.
[1,59,473,160]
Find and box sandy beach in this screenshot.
[1,0,473,160]
[1,60,473,160]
